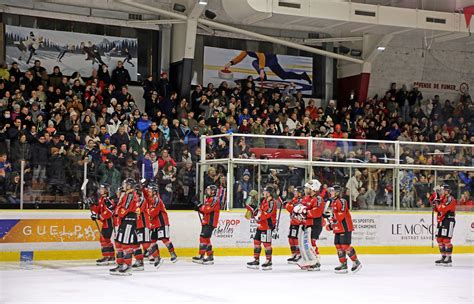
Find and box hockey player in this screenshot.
[131,182,149,271]
[247,185,278,270]
[193,185,220,265]
[143,182,178,268]
[326,184,362,274]
[293,179,326,270]
[285,186,304,264]
[431,185,456,266]
[90,184,116,265]
[110,178,141,275]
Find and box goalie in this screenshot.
[292,179,326,271]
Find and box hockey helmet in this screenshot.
[309,179,322,192]
[147,182,160,193]
[295,186,305,195]
[206,185,218,197]
[263,185,276,197]
[329,184,342,197]
[123,178,137,190]
[441,184,451,193]
[98,183,110,194]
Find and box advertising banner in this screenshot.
[0,212,472,250]
[203,46,313,94]
[5,25,138,80]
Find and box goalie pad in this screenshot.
[297,226,319,268]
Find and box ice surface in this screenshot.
[1,254,472,304]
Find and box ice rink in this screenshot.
[1,254,472,304]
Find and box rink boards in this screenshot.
[0,210,473,261]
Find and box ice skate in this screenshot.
[307,263,321,271]
[96,257,114,266]
[435,256,446,266]
[261,260,272,271]
[351,260,362,273]
[154,257,164,269]
[131,260,144,271]
[149,257,155,264]
[287,255,299,264]
[117,264,132,276]
[170,252,178,263]
[192,255,204,264]
[441,257,452,267]
[203,255,214,265]
[335,262,348,274]
[246,259,259,269]
[109,264,122,275]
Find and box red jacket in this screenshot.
[434,194,456,223]
[286,196,303,225]
[330,197,353,234]
[143,188,170,229]
[90,196,115,229]
[257,197,277,230]
[199,196,220,228]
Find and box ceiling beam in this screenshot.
[304,37,364,44]
[127,19,186,25]
[350,24,376,33]
[117,0,364,64]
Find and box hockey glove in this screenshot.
[91,213,99,221]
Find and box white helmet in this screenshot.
[309,179,321,192]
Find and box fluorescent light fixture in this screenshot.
[199,0,208,4]
[377,46,386,51]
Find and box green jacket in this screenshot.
[99,165,122,193]
[129,136,146,158]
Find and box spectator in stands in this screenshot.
[111,61,130,90]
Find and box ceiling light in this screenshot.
[199,0,208,4]
[377,46,386,51]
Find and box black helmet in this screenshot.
[329,184,342,196]
[441,184,451,193]
[147,182,159,193]
[99,183,110,193]
[295,186,305,195]
[123,178,137,189]
[206,185,218,196]
[263,185,276,197]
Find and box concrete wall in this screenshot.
[368,35,474,102]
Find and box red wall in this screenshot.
[337,73,371,107]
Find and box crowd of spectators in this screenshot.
[0,59,472,210]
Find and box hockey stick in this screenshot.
[81,179,102,235]
[275,196,285,232]
[431,206,434,248]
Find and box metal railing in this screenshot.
[199,133,474,210]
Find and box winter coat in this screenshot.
[31,142,49,166]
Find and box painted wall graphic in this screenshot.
[203,46,313,95]
[5,25,138,80]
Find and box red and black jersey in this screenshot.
[330,197,353,234]
[257,197,277,230]
[199,196,220,228]
[434,194,456,223]
[286,196,303,225]
[301,194,324,226]
[117,191,140,219]
[90,196,115,228]
[143,188,170,229]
